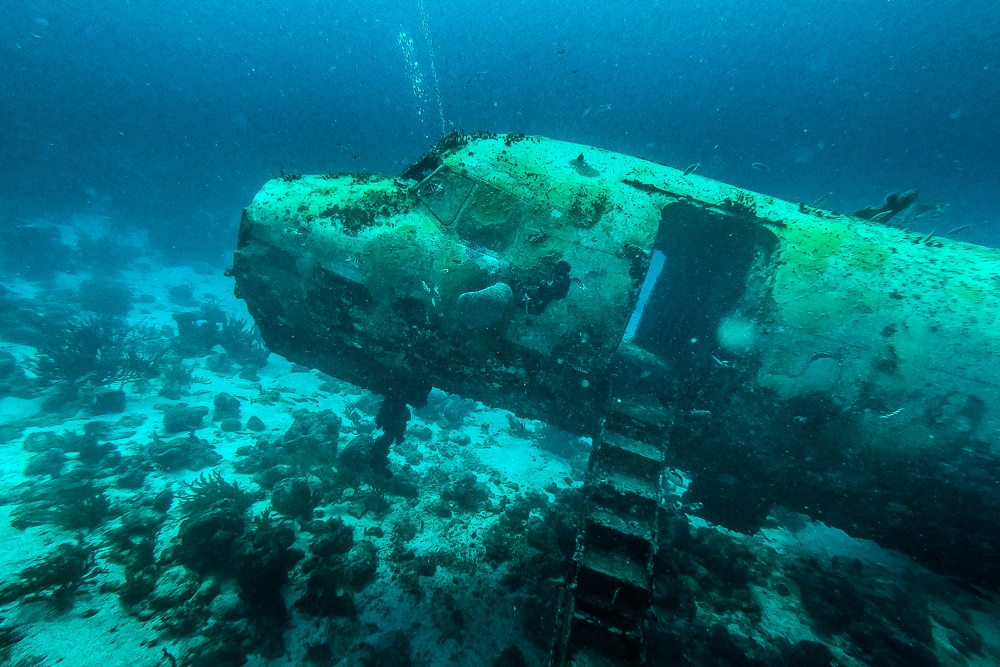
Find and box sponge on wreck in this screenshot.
[456,282,513,330]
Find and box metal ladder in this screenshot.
[549,412,669,666]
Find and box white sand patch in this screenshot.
[0,397,40,426]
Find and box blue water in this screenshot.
[3,0,999,254]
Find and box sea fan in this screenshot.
[33,315,166,386]
[177,470,254,518]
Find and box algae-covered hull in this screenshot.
[233,133,1000,588]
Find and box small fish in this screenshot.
[421,280,442,298]
[570,276,587,290]
[921,228,937,244]
[418,180,443,197]
[346,253,364,269]
[810,192,833,208]
[909,203,943,219]
[751,162,768,171]
[946,224,970,236]
[869,210,896,224]
[682,162,701,176]
[505,414,530,437]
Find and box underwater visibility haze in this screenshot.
[1,1,1000,666]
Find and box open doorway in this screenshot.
[629,201,778,377]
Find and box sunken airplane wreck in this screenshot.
[232,132,1000,663]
